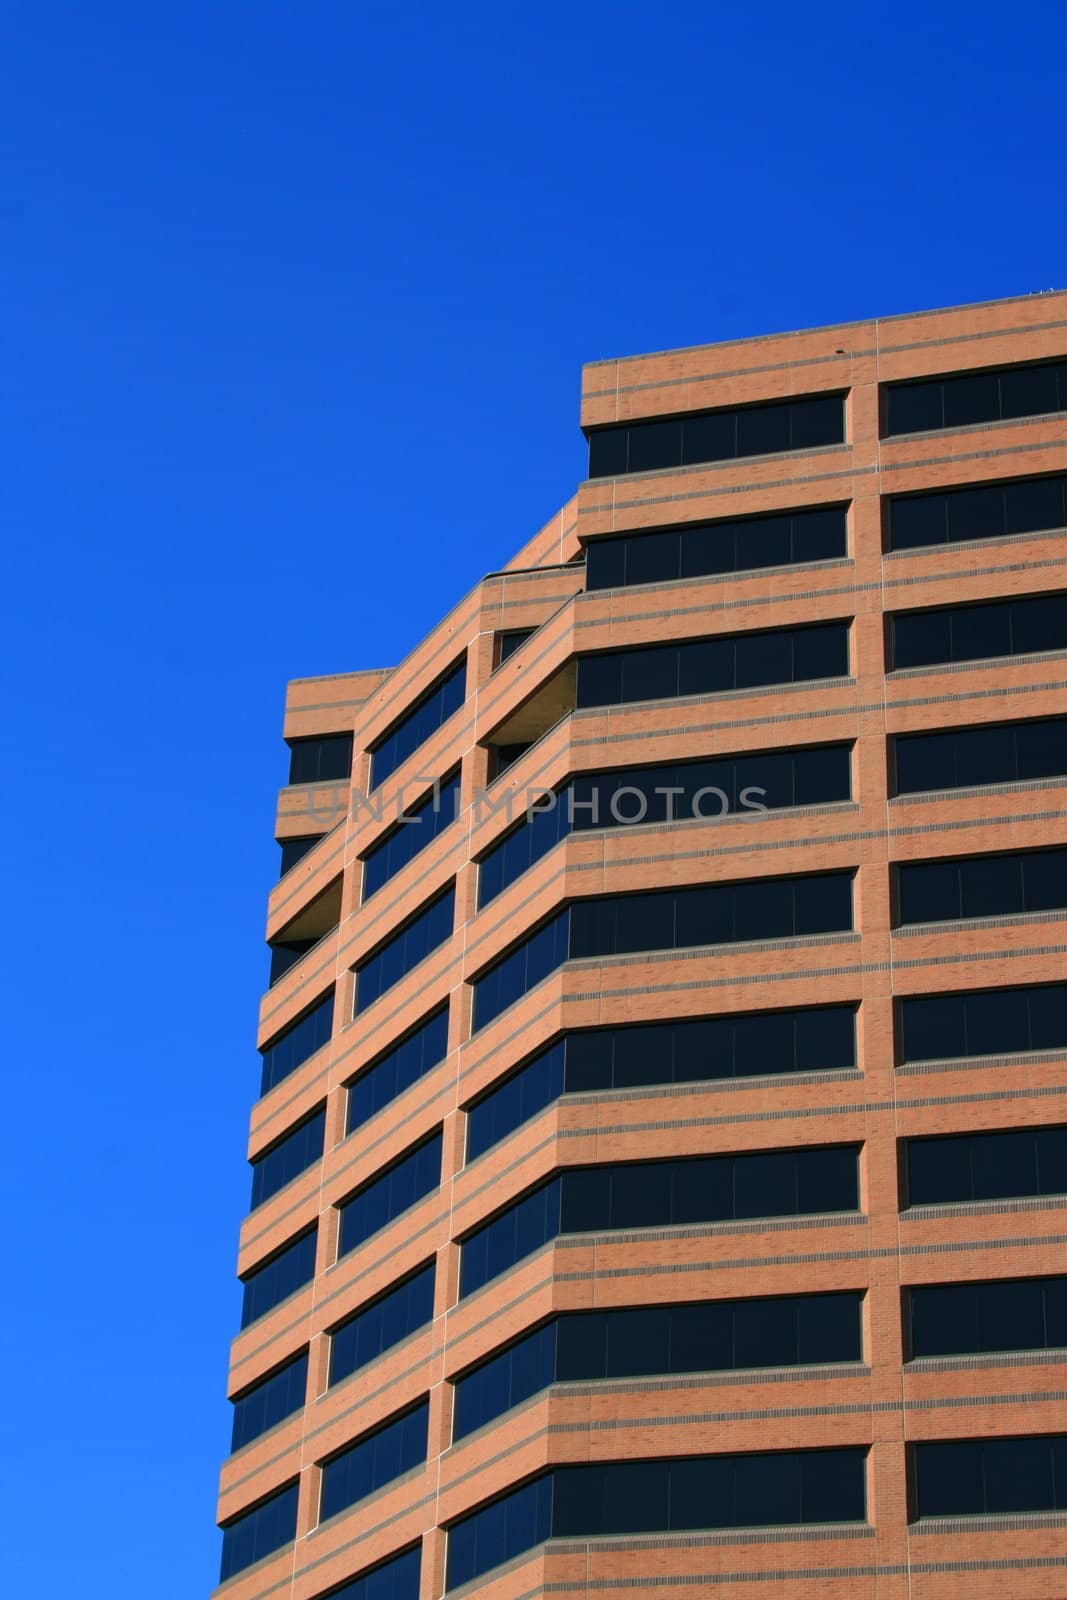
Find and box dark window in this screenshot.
[219,1481,299,1582]
[473,874,853,1034]
[887,472,1067,552]
[362,773,461,901]
[904,1124,1067,1207]
[587,394,845,480]
[454,1291,862,1439]
[231,1351,309,1453]
[911,1434,1067,1519]
[585,506,848,591]
[319,1401,429,1523]
[885,360,1067,437]
[337,1133,442,1258]
[369,659,466,789]
[466,1042,566,1162]
[491,742,533,779]
[470,908,570,1033]
[268,938,319,987]
[329,1263,436,1388]
[250,1108,326,1209]
[497,629,535,665]
[477,745,852,908]
[477,790,571,909]
[899,983,1067,1064]
[890,593,1067,670]
[896,848,1067,926]
[576,622,849,709]
[893,716,1067,795]
[460,1146,859,1297]
[317,1546,422,1600]
[446,1447,865,1589]
[346,1007,449,1132]
[240,1228,317,1329]
[466,1005,856,1161]
[446,1475,554,1592]
[907,1275,1067,1359]
[278,835,323,876]
[259,990,334,1097]
[287,735,353,786]
[454,1321,558,1440]
[354,886,455,1014]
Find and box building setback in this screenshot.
[213,292,1067,1600]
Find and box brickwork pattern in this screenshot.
[214,293,1067,1600]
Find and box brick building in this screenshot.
[213,292,1067,1600]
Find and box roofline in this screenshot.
[581,287,1066,372]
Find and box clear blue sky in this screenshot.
[1,2,1064,1593]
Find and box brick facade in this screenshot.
[214,292,1067,1600]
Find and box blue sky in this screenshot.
[1,2,1064,1594]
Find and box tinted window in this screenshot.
[478,746,852,908]
[466,1006,856,1162]
[259,990,334,1097]
[347,1007,450,1132]
[904,1124,1067,1206]
[240,1228,317,1329]
[908,1276,1067,1358]
[887,472,1067,551]
[576,622,849,709]
[896,849,1067,927]
[586,506,848,591]
[446,1476,554,1591]
[330,1263,436,1388]
[446,1448,864,1589]
[453,1322,558,1440]
[337,1133,442,1257]
[250,1108,326,1209]
[893,716,1067,795]
[899,983,1067,1063]
[497,629,535,665]
[321,1546,422,1600]
[886,361,1067,437]
[454,1292,862,1439]
[278,835,323,876]
[890,593,1067,670]
[369,659,466,788]
[460,1146,858,1297]
[912,1434,1067,1518]
[230,1351,309,1453]
[354,886,455,1014]
[472,874,853,1034]
[219,1481,299,1581]
[288,734,353,786]
[320,1401,429,1522]
[587,394,845,479]
[466,1042,566,1162]
[362,773,461,900]
[470,908,570,1032]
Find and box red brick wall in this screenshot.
[215,292,1067,1600]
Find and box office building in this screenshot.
[214,292,1067,1600]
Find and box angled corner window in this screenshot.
[337,1132,442,1259]
[258,989,334,1097]
[239,1228,317,1329]
[362,772,461,900]
[369,659,466,789]
[353,885,455,1015]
